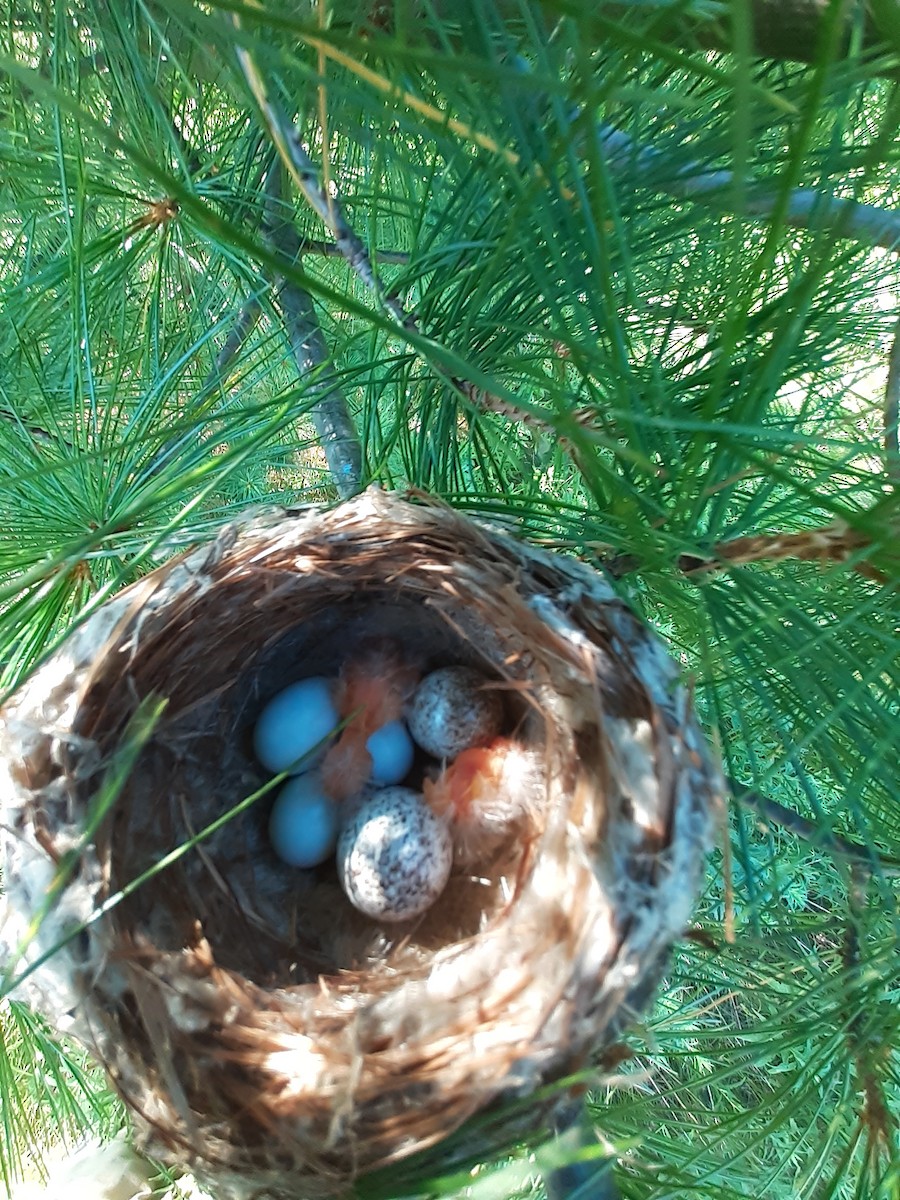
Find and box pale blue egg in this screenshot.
[366,720,414,786]
[269,774,340,868]
[253,677,339,775]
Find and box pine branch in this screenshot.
[731,778,900,875]
[236,61,900,512]
[604,516,890,582]
[300,35,900,256]
[263,166,362,497]
[234,46,561,439]
[201,298,262,394]
[599,123,900,254]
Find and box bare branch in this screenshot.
[298,237,409,265]
[599,124,900,254]
[0,409,72,449]
[272,269,363,497]
[731,778,900,876]
[201,299,262,395]
[234,43,412,326]
[263,165,362,497]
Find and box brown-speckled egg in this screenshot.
[337,787,452,922]
[407,666,504,760]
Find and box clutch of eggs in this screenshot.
[257,663,513,919]
[256,676,414,868]
[256,664,502,782]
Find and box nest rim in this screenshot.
[0,489,719,1199]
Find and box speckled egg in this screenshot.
[336,787,452,922]
[407,666,504,760]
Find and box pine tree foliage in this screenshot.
[0,2,897,1197]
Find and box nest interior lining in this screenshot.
[104,590,550,988]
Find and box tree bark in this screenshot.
[357,1,888,71]
[637,0,884,67]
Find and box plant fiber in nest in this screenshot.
[0,490,720,1198]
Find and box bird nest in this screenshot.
[0,489,719,1199]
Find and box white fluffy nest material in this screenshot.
[0,489,720,1199]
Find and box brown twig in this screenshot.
[677,521,882,579]
[126,197,180,236]
[842,866,898,1162]
[606,518,888,583]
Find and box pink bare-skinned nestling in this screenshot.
[320,641,420,801]
[423,737,543,865]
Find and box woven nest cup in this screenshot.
[0,490,719,1198]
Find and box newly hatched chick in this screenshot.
[423,736,543,865]
[321,642,419,801]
